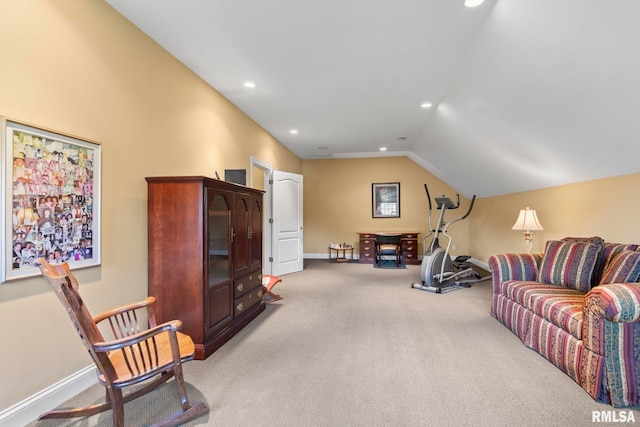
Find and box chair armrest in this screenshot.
[93,320,182,353]
[585,283,640,322]
[93,296,157,327]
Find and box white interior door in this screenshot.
[272,170,303,276]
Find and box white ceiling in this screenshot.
[105,0,640,198]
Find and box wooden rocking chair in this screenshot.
[34,258,207,427]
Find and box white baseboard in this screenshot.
[304,252,332,259]
[304,253,490,273]
[469,257,490,272]
[304,253,490,271]
[0,365,97,427]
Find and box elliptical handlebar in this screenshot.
[424,184,432,212]
[423,184,477,233]
[424,184,433,235]
[460,195,476,221]
[442,194,476,233]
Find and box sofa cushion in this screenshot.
[498,280,574,307]
[538,240,601,292]
[599,250,640,285]
[527,291,585,340]
[498,280,585,339]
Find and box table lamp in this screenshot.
[512,207,543,253]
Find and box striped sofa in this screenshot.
[489,238,640,407]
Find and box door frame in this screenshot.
[250,156,273,275]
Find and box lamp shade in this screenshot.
[511,207,543,231]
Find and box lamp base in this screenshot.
[523,231,533,253]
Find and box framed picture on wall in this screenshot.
[372,182,400,218]
[1,117,101,282]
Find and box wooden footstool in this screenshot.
[262,275,283,303]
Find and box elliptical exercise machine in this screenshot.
[412,184,484,293]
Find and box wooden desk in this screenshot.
[357,232,420,265]
[328,246,354,263]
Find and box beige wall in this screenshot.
[0,1,301,411]
[302,157,472,256]
[471,172,640,263]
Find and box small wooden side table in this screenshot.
[328,246,354,263]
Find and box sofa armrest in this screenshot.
[488,253,542,288]
[583,282,640,407]
[585,283,640,322]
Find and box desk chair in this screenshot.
[34,258,207,427]
[375,234,403,267]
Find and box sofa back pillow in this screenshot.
[599,250,640,285]
[559,237,604,286]
[593,243,640,284]
[538,240,601,292]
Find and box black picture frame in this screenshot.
[372,182,400,218]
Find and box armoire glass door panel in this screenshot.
[233,195,250,277]
[208,190,232,287]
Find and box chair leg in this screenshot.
[173,363,191,410]
[150,365,207,427]
[107,387,125,427]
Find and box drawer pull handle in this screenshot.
[237,302,244,312]
[364,253,371,257]
[258,290,263,298]
[237,283,244,292]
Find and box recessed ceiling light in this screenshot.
[380,147,387,152]
[243,81,256,88]
[464,0,484,7]
[290,129,298,134]
[421,102,433,108]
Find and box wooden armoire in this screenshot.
[146,176,265,360]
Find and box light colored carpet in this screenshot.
[31,259,639,426]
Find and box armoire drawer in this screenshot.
[234,286,263,317]
[234,271,262,298]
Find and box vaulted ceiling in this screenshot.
[105,0,640,198]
